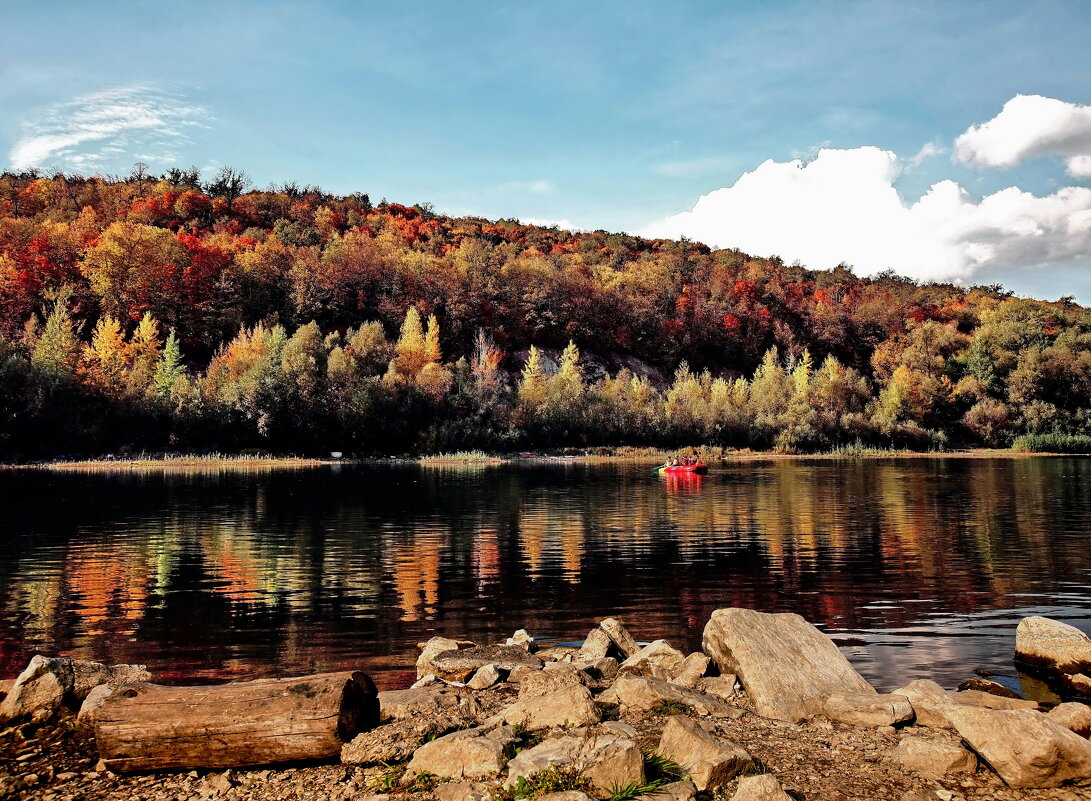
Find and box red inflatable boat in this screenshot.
[656,462,708,475]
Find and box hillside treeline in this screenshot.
[0,167,1088,458]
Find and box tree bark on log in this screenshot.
[93,671,378,772]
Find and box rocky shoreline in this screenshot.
[1,609,1090,801]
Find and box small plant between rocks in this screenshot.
[490,764,593,801]
[651,701,693,716]
[643,750,686,783]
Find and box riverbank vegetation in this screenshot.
[1,168,1089,460]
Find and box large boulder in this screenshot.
[489,684,601,730]
[891,736,977,777]
[701,608,874,722]
[430,646,543,682]
[506,734,644,800]
[1016,616,1091,674]
[618,640,686,680]
[1015,616,1091,695]
[656,715,754,790]
[729,775,793,801]
[946,706,1091,788]
[599,618,641,659]
[0,656,150,724]
[403,730,509,780]
[599,675,743,718]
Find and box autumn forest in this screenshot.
[0,167,1087,459]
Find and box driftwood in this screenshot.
[93,671,378,772]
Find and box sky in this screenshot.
[3,0,1091,300]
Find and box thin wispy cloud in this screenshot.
[907,141,945,170]
[9,84,211,172]
[652,157,736,178]
[495,179,556,195]
[954,94,1091,178]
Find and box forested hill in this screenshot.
[0,168,1087,458]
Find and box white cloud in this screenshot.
[652,157,735,177]
[907,141,945,170]
[9,84,210,172]
[639,146,1091,282]
[954,94,1091,178]
[495,179,556,195]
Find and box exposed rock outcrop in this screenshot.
[1048,701,1091,737]
[891,736,977,777]
[946,705,1091,788]
[403,730,509,780]
[489,684,601,730]
[824,692,914,727]
[505,734,644,800]
[0,655,150,724]
[429,646,543,683]
[618,640,686,680]
[599,675,743,718]
[729,774,794,801]
[702,607,875,722]
[1014,616,1091,696]
[656,715,754,790]
[599,618,641,659]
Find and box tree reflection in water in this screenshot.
[1,458,1089,692]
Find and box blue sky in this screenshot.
[3,1,1091,299]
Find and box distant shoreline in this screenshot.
[2,446,1081,471]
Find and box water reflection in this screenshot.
[1,458,1089,692]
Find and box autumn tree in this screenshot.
[80,221,188,323]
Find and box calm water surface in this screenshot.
[1,458,1089,696]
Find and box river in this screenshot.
[1,457,1088,697]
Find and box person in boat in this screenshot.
[682,455,691,466]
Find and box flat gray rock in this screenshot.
[430,646,542,681]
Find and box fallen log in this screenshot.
[93,671,378,772]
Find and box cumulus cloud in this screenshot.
[9,84,210,172]
[954,94,1091,178]
[640,146,1091,282]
